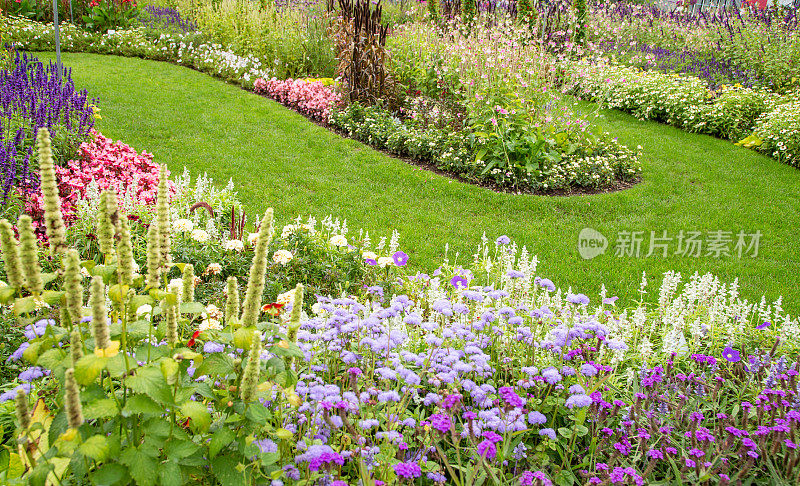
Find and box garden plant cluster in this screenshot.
[0,0,800,485]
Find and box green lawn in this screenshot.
[37,52,800,313]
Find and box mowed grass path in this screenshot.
[38,52,800,313]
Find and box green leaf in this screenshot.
[180,400,211,433]
[106,353,138,377]
[121,447,157,486]
[41,272,58,286]
[108,284,129,304]
[122,394,163,417]
[245,402,269,425]
[83,398,118,420]
[74,354,109,385]
[79,435,110,461]
[0,286,16,304]
[164,439,200,459]
[209,428,236,459]
[211,454,246,486]
[36,348,66,370]
[13,296,35,316]
[195,352,234,377]
[91,463,129,486]
[127,365,167,398]
[158,460,182,486]
[41,290,65,307]
[180,302,206,315]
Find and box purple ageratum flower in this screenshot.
[756,321,771,330]
[565,394,593,409]
[566,293,589,305]
[476,439,497,460]
[483,431,503,443]
[430,413,452,433]
[495,235,511,245]
[393,461,421,479]
[528,411,546,425]
[498,386,525,408]
[536,278,555,292]
[442,393,462,410]
[568,384,586,395]
[295,445,344,472]
[427,471,446,483]
[8,342,29,362]
[0,383,31,403]
[254,438,278,453]
[602,296,618,305]
[580,363,598,377]
[541,368,562,384]
[450,275,469,289]
[506,270,525,279]
[539,428,557,440]
[203,341,225,353]
[19,367,46,382]
[520,471,553,486]
[722,346,741,363]
[392,251,409,266]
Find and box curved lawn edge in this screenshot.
[28,51,800,314]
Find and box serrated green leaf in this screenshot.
[164,439,200,459]
[91,463,129,485]
[180,401,211,433]
[79,435,110,461]
[36,348,66,370]
[211,454,246,486]
[194,352,233,377]
[128,366,172,404]
[158,460,182,486]
[41,290,65,306]
[41,273,58,286]
[209,428,236,459]
[0,286,16,304]
[74,354,109,385]
[83,398,118,420]
[121,447,157,486]
[245,402,269,425]
[180,302,206,315]
[122,394,163,417]
[13,296,35,316]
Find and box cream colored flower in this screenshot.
[277,290,295,306]
[198,318,222,332]
[205,304,223,320]
[329,235,348,247]
[311,302,325,315]
[206,263,222,275]
[362,251,377,260]
[191,229,210,242]
[223,240,244,252]
[377,256,393,267]
[247,232,259,246]
[273,249,293,265]
[281,224,298,238]
[172,218,194,233]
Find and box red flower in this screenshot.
[261,302,285,317]
[187,330,201,347]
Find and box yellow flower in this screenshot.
[94,340,120,358]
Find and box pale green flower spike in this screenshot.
[70,328,83,366]
[90,276,110,350]
[182,264,195,303]
[240,209,274,328]
[37,127,67,255]
[18,215,43,296]
[146,219,161,288]
[63,249,83,325]
[15,389,30,431]
[165,302,179,347]
[225,276,239,326]
[116,216,134,287]
[288,283,304,340]
[64,369,84,429]
[126,288,137,324]
[240,331,262,402]
[0,219,24,290]
[96,191,115,257]
[156,165,171,271]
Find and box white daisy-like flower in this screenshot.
[273,249,293,265]
[223,240,244,252]
[191,229,210,242]
[329,235,348,247]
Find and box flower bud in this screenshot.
[63,249,83,325]
[0,219,24,289]
[225,276,239,326]
[64,368,83,429]
[165,302,179,347]
[145,221,161,288]
[156,165,171,270]
[182,264,195,303]
[70,328,83,366]
[240,331,262,402]
[15,389,30,431]
[18,215,43,295]
[96,191,115,257]
[37,127,67,255]
[240,209,274,328]
[116,216,134,287]
[90,276,109,350]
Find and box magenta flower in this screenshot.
[451,275,468,289]
[430,413,452,433]
[393,461,421,479]
[477,439,497,460]
[393,251,409,266]
[722,346,741,363]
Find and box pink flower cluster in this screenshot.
[253,78,341,122]
[26,130,173,230]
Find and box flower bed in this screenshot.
[2,146,799,483]
[253,77,341,122]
